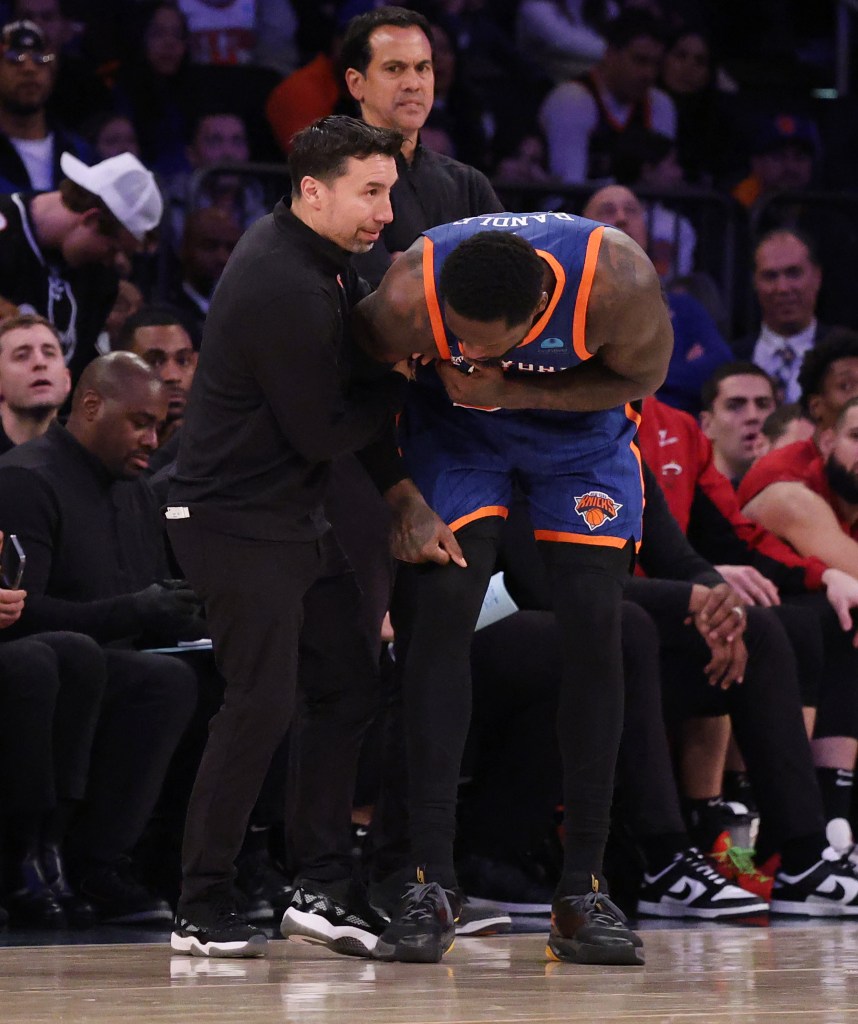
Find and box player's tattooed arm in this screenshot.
[353,240,438,364]
[498,228,673,412]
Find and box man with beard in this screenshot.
[0,312,70,453]
[0,19,89,193]
[739,329,858,570]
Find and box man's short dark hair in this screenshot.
[339,4,431,78]
[0,312,61,353]
[700,360,774,411]
[754,226,820,268]
[115,303,198,351]
[761,402,808,443]
[439,232,544,326]
[603,10,666,50]
[288,115,402,194]
[798,327,858,412]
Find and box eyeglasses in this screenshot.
[2,50,56,66]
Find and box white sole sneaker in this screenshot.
[279,906,379,956]
[170,930,268,958]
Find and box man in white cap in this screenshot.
[0,149,163,381]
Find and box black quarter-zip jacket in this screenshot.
[169,201,407,540]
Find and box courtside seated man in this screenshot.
[354,211,673,965]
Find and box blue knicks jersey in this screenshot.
[422,211,605,379]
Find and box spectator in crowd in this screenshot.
[758,401,814,455]
[95,279,144,357]
[699,361,777,486]
[0,151,162,383]
[12,0,110,129]
[732,113,820,211]
[112,2,192,178]
[733,228,826,403]
[0,18,90,193]
[658,25,741,187]
[113,304,197,460]
[583,184,732,415]
[539,10,676,184]
[82,112,141,162]
[422,21,489,171]
[515,0,606,83]
[0,352,204,923]
[168,207,241,337]
[265,19,346,155]
[611,126,696,280]
[0,313,69,452]
[166,109,265,249]
[177,0,299,74]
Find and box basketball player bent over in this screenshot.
[355,212,673,965]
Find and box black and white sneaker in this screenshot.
[771,846,858,916]
[455,895,512,935]
[637,848,769,919]
[279,878,387,958]
[171,902,268,958]
[373,878,458,963]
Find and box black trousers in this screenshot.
[167,520,380,905]
[66,648,198,866]
[650,602,826,847]
[389,517,632,890]
[0,632,106,815]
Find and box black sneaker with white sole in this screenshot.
[171,901,268,958]
[280,877,388,958]
[770,847,858,916]
[547,887,644,966]
[373,878,458,963]
[637,848,769,919]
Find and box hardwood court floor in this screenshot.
[3,925,858,1023]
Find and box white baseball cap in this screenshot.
[59,151,163,242]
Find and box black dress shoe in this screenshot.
[6,849,66,928]
[41,843,96,928]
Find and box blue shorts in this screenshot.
[399,386,643,549]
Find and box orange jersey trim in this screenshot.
[422,238,451,360]
[518,249,567,348]
[449,505,508,533]
[572,226,604,362]
[534,529,640,551]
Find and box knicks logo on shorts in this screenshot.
[574,490,623,531]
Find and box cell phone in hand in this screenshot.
[0,534,25,589]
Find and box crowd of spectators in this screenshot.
[1,0,858,936]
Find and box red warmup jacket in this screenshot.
[738,438,858,541]
[638,397,827,593]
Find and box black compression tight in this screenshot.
[391,518,632,893]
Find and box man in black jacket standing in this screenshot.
[166,116,455,959]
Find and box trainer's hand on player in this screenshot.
[385,482,467,567]
[436,360,507,408]
[714,564,780,606]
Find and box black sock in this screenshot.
[815,768,854,822]
[639,833,689,874]
[682,795,725,851]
